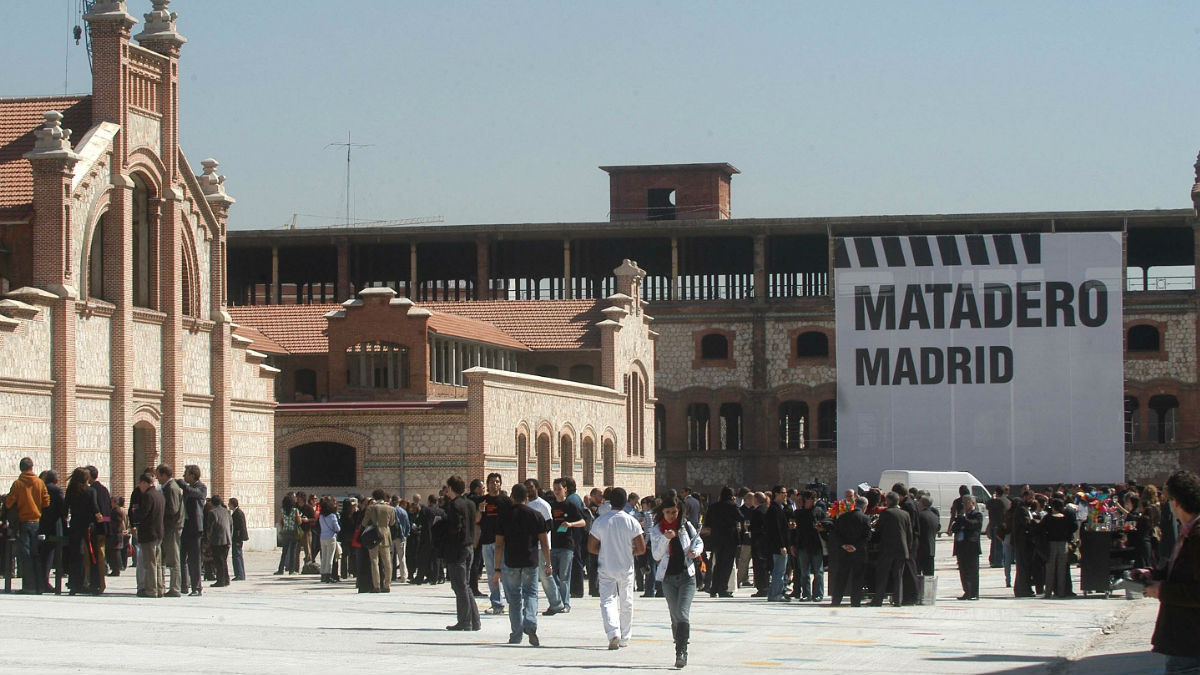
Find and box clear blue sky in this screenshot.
[4,1,1199,230]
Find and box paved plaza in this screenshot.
[0,549,1162,675]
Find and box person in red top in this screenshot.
[5,457,50,594]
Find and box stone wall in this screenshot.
[75,311,111,387]
[75,396,111,480]
[1125,446,1190,486]
[132,319,162,391]
[1125,311,1197,382]
[183,329,211,396]
[0,390,52,487]
[653,320,754,391]
[229,407,275,536]
[181,404,212,480]
[0,310,51,383]
[766,318,836,389]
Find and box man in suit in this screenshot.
[180,465,208,596]
[952,495,984,600]
[829,496,871,607]
[702,486,743,598]
[986,486,1012,570]
[1147,470,1200,673]
[206,495,233,587]
[915,495,940,576]
[85,466,112,592]
[156,464,184,597]
[791,489,827,602]
[749,492,771,597]
[229,497,248,581]
[765,485,793,602]
[872,491,913,606]
[135,473,164,598]
[362,488,397,592]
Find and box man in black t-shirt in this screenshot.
[493,483,552,646]
[546,478,586,614]
[477,473,512,614]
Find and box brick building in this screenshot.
[0,1,276,544]
[229,162,1200,495]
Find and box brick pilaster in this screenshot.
[159,189,184,467]
[107,175,135,493]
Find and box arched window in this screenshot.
[569,364,595,384]
[654,403,666,454]
[719,403,742,451]
[537,433,552,487]
[535,364,560,379]
[779,400,808,449]
[581,436,595,485]
[132,175,152,308]
[1127,325,1161,353]
[700,333,729,360]
[626,371,646,457]
[796,331,829,358]
[181,252,197,317]
[818,399,837,448]
[295,369,317,400]
[87,219,106,301]
[516,432,529,483]
[560,433,574,481]
[1125,396,1140,444]
[1148,395,1180,444]
[602,438,616,486]
[687,403,710,452]
[289,442,356,487]
[346,341,409,389]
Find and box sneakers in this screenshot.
[608,637,621,650]
[486,606,506,615]
[523,627,540,647]
[508,633,522,644]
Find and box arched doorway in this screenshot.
[132,421,157,493]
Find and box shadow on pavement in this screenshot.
[934,651,1164,675]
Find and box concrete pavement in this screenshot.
[0,548,1166,675]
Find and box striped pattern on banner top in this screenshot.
[833,233,1041,269]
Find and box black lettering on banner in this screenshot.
[1079,280,1107,327]
[892,349,918,385]
[925,284,952,329]
[1045,281,1075,327]
[1015,281,1042,328]
[856,348,889,386]
[947,347,971,384]
[983,284,1012,328]
[920,347,944,384]
[975,346,986,383]
[855,285,895,331]
[898,285,931,330]
[950,286,981,329]
[991,346,1013,383]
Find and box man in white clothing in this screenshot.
[588,487,647,650]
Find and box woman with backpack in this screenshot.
[275,494,300,575]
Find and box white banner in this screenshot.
[833,232,1123,490]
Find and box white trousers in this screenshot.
[319,538,339,575]
[599,569,635,642]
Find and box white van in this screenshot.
[878,470,992,534]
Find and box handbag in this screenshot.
[359,524,382,549]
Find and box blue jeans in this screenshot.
[1166,656,1200,674]
[551,548,573,609]
[232,543,245,580]
[502,565,539,637]
[15,521,40,591]
[798,549,824,599]
[662,572,696,625]
[770,552,789,599]
[539,551,564,610]
[482,542,504,609]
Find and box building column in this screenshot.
[200,162,237,498]
[753,233,767,301]
[476,236,489,300]
[335,239,350,301]
[107,175,135,493]
[563,239,571,299]
[270,245,279,305]
[670,237,679,301]
[160,188,185,469]
[409,243,419,301]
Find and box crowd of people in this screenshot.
[6,459,1200,672]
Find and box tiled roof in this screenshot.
[227,298,603,354]
[0,96,92,221]
[229,303,336,354]
[423,300,603,350]
[232,324,289,355]
[426,310,528,350]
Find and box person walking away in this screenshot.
[589,487,647,650]
[443,475,481,631]
[915,496,940,577]
[5,457,49,594]
[986,486,1012,570]
[649,495,704,668]
[109,496,128,575]
[829,496,871,607]
[1040,498,1075,598]
[206,495,232,587]
[229,497,248,581]
[318,497,341,582]
[1145,470,1200,674]
[37,470,66,593]
[85,466,111,592]
[703,487,743,598]
[871,491,913,606]
[492,483,552,646]
[951,495,984,600]
[362,489,397,591]
[64,468,100,595]
[134,473,164,597]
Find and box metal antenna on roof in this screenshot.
[325,132,373,227]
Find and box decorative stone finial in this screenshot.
[83,0,137,25]
[198,158,229,197]
[135,0,186,49]
[24,111,80,164]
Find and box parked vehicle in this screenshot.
[879,470,991,533]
